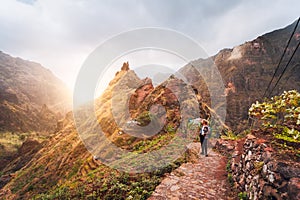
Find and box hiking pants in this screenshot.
[201,137,208,156]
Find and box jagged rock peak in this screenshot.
[142,77,153,85]
[121,61,130,71]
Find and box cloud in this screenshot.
[16,0,37,5]
[0,0,299,89]
[199,0,300,53]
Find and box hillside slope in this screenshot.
[0,51,72,190]
[0,51,71,132]
[0,63,213,199]
[180,20,300,131]
[1,20,299,200]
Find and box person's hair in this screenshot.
[202,119,208,125]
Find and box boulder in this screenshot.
[185,143,201,163]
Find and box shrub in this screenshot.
[249,90,300,142]
[238,192,248,200]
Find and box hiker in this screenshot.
[199,123,205,146]
[200,119,210,157]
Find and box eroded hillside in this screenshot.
[180,20,300,131]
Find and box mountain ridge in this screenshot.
[180,19,300,131]
[1,19,300,199]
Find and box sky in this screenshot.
[0,0,299,91]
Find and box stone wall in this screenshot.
[216,135,300,200]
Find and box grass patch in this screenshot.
[274,133,300,143]
[132,132,175,152]
[33,155,186,200]
[67,160,82,179]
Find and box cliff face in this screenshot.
[0,51,71,132]
[180,20,300,131]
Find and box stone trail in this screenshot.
[148,145,233,200]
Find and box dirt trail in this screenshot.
[148,149,234,200]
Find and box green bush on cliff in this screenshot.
[249,90,300,142]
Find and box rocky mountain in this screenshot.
[180,20,300,131]
[0,62,216,199]
[1,20,300,199]
[77,62,225,171]
[0,51,72,192]
[0,51,71,132]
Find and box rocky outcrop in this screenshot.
[121,61,130,71]
[129,77,154,112]
[185,142,201,163]
[92,62,220,151]
[216,135,300,200]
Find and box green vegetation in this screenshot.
[221,130,239,140]
[132,133,174,152]
[270,140,300,157]
[0,131,49,154]
[274,126,300,143]
[249,90,300,143]
[135,111,153,126]
[26,120,185,200]
[165,123,176,134]
[32,157,184,200]
[0,132,31,157]
[12,164,45,193]
[0,132,28,145]
[221,129,247,140]
[225,158,234,187]
[33,186,72,200]
[253,161,264,174]
[238,192,248,200]
[227,173,233,187]
[67,160,83,179]
[226,159,231,172]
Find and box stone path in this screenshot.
[148,149,233,200]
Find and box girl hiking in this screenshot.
[200,119,210,157]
